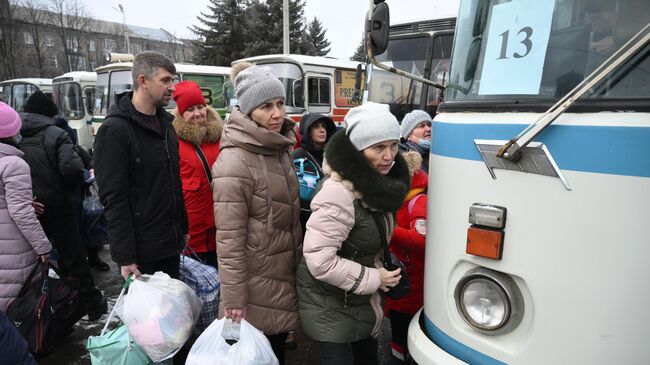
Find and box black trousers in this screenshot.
[38,202,103,311]
[138,254,180,279]
[317,337,378,365]
[389,310,415,364]
[266,332,289,364]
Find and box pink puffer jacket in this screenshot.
[0,143,51,311]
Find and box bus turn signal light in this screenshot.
[466,226,504,260]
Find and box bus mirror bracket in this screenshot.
[353,64,363,103]
[366,1,445,91]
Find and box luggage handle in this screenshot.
[100,275,134,337]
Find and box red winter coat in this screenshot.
[385,170,428,315]
[173,107,223,253]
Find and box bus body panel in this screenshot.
[409,112,650,364]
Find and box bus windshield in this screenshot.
[53,82,84,119]
[447,0,650,103]
[260,62,305,114]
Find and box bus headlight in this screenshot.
[454,268,524,335]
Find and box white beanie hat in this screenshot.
[401,110,432,139]
[344,102,400,151]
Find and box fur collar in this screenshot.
[324,129,410,213]
[172,106,223,145]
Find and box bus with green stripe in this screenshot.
[92,53,232,136]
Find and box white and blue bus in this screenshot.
[368,0,650,363]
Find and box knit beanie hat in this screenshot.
[173,81,206,115]
[344,102,400,151]
[232,62,285,115]
[0,102,22,138]
[401,110,432,139]
[24,90,58,118]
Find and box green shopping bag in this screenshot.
[87,325,152,365]
[86,276,152,365]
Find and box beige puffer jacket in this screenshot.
[212,108,302,335]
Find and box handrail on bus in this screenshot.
[497,23,650,162]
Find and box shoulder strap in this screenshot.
[194,144,213,189]
[370,211,392,265]
[408,193,425,216]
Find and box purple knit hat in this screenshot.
[0,102,22,139]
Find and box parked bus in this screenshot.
[232,54,364,124]
[0,78,52,112]
[365,16,455,121]
[52,71,96,150]
[92,54,232,135]
[368,0,650,364]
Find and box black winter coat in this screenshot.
[19,112,83,206]
[93,92,188,266]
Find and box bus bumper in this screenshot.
[408,309,468,365]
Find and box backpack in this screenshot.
[293,157,321,201]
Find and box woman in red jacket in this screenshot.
[386,151,428,364]
[172,81,223,267]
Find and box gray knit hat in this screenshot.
[233,63,286,115]
[400,110,432,139]
[344,102,400,151]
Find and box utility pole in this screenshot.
[116,4,130,54]
[283,0,289,54]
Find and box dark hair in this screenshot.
[132,51,176,90]
[0,137,19,148]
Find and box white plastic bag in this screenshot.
[117,272,202,362]
[186,318,278,365]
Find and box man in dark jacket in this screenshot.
[94,51,189,280]
[19,90,106,320]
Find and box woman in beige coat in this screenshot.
[212,63,301,364]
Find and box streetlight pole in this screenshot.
[117,4,130,54]
[283,0,289,54]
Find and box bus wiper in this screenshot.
[497,23,650,162]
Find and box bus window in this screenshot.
[181,74,227,109]
[84,87,95,115]
[446,0,650,104]
[0,85,11,105]
[95,72,109,115]
[307,77,330,106]
[426,33,454,115]
[13,84,38,112]
[260,63,305,113]
[53,82,83,119]
[109,70,132,109]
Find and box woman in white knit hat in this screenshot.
[297,102,410,364]
[211,62,302,364]
[400,109,433,173]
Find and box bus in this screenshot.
[232,54,364,124]
[365,17,455,121]
[52,71,96,150]
[92,55,232,135]
[368,0,650,364]
[0,78,52,112]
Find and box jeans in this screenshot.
[266,332,289,364]
[317,337,378,365]
[389,310,415,364]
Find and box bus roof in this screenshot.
[0,78,52,88]
[233,54,362,70]
[53,71,97,83]
[94,62,231,76]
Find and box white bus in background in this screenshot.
[52,71,96,150]
[367,0,650,364]
[233,54,364,125]
[0,78,53,112]
[93,54,232,135]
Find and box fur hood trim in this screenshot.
[323,129,410,213]
[172,106,223,145]
[402,151,423,177]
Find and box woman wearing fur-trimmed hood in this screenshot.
[297,102,410,364]
[172,80,223,266]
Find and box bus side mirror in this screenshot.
[367,2,390,56]
[353,64,363,102]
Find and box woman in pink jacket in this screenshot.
[297,102,411,365]
[0,102,51,312]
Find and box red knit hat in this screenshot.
[173,81,206,115]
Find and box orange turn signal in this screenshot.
[466,226,504,260]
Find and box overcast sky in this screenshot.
[77,0,460,62]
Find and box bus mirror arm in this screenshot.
[366,45,445,91]
[498,22,650,162]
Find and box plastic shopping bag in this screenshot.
[117,272,202,362]
[87,278,152,365]
[186,318,278,365]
